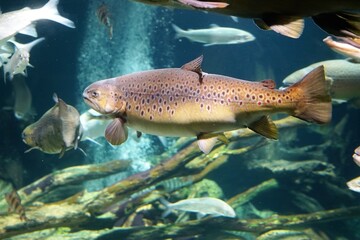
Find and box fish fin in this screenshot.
[105,118,128,145]
[197,212,207,219]
[58,146,66,158]
[136,131,142,138]
[260,79,276,89]
[18,24,38,38]
[332,99,347,104]
[248,116,278,140]
[313,12,360,38]
[255,16,304,39]
[84,137,103,146]
[288,65,332,124]
[52,93,59,103]
[197,135,218,154]
[178,0,228,9]
[77,147,87,157]
[159,198,173,218]
[209,24,219,28]
[38,0,75,28]
[181,55,206,83]
[24,147,40,153]
[171,24,185,39]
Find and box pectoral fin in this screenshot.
[248,116,278,139]
[105,118,128,145]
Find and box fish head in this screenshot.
[235,32,255,43]
[83,80,126,116]
[21,125,37,147]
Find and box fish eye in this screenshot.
[90,91,99,98]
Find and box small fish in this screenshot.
[5,189,27,221]
[83,56,331,154]
[347,176,360,193]
[353,146,360,167]
[22,93,83,158]
[172,24,255,46]
[96,3,113,40]
[160,197,236,218]
[323,36,360,61]
[177,0,228,9]
[3,37,45,81]
[0,0,75,45]
[11,75,34,120]
[282,59,360,105]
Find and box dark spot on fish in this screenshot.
[252,96,256,100]
[200,103,204,108]
[150,116,153,120]
[246,94,250,98]
[167,106,170,111]
[278,99,282,103]
[159,107,162,113]
[258,101,262,106]
[259,95,263,99]
[153,105,156,110]
[135,106,140,111]
[207,105,211,111]
[141,110,144,116]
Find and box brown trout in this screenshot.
[83,56,332,154]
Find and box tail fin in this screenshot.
[288,65,332,124]
[38,0,75,28]
[159,198,172,218]
[171,24,185,39]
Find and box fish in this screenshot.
[282,59,360,105]
[11,75,34,120]
[160,197,236,218]
[5,189,27,221]
[96,2,113,40]
[80,109,113,144]
[83,55,332,154]
[347,176,360,193]
[3,37,45,81]
[133,0,360,38]
[177,0,228,9]
[323,36,360,61]
[172,24,255,46]
[353,145,360,167]
[0,0,75,46]
[22,93,83,158]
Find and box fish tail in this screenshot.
[171,24,185,39]
[287,65,332,124]
[37,0,75,28]
[159,198,172,218]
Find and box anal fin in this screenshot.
[248,116,278,139]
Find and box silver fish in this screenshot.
[160,197,236,218]
[80,109,113,144]
[347,176,360,193]
[3,37,45,81]
[282,59,360,104]
[353,145,360,167]
[172,24,255,46]
[0,0,75,45]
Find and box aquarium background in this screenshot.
[0,0,360,239]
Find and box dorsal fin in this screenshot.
[181,55,203,74]
[181,55,205,83]
[261,79,276,89]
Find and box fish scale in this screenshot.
[83,56,332,153]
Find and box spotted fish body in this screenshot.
[83,56,332,153]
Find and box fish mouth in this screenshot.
[82,94,99,112]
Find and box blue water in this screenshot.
[0,0,360,239]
